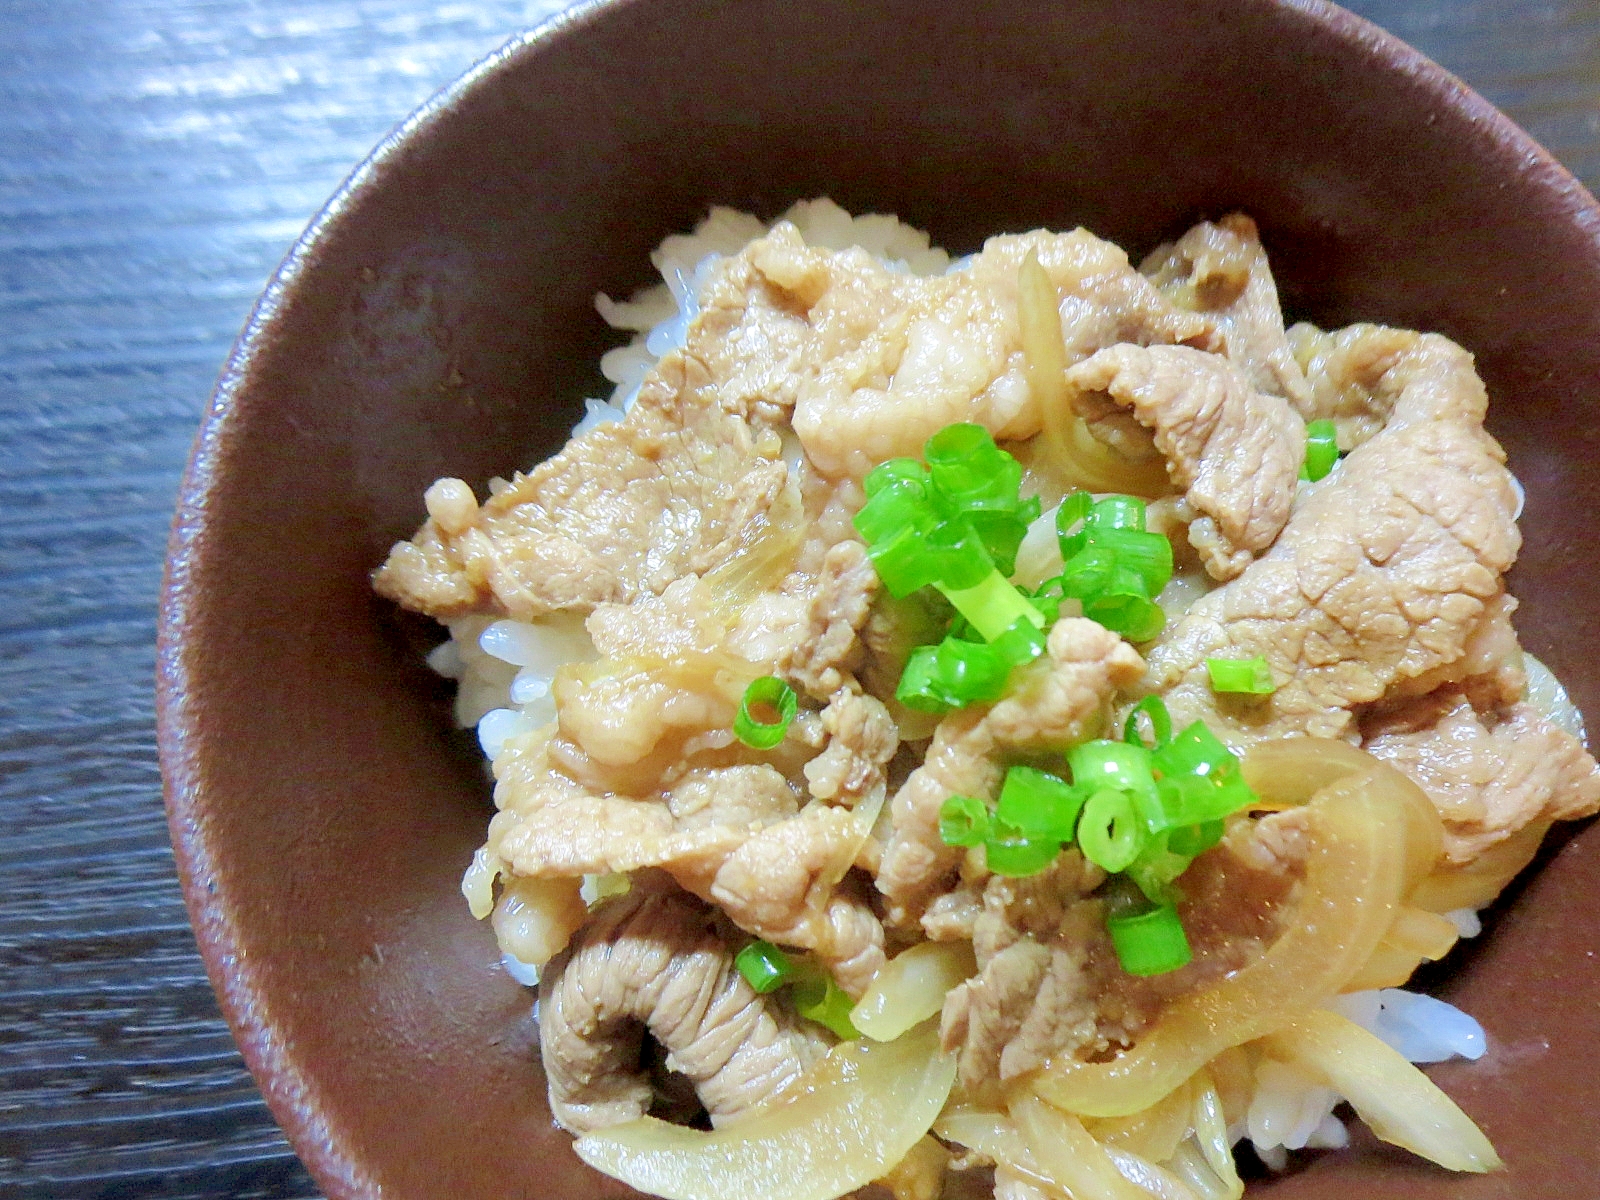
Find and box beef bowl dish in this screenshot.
[158,2,1600,1199]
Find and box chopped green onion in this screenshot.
[968,503,1039,577]
[896,638,1011,713]
[1077,788,1145,873]
[1089,527,1173,597]
[939,795,991,847]
[996,765,1085,841]
[1093,494,1147,531]
[1123,695,1173,749]
[1056,490,1095,558]
[1123,835,1192,905]
[1302,418,1339,482]
[793,974,860,1039]
[1151,720,1239,784]
[983,816,1063,877]
[1206,655,1275,695]
[863,456,927,498]
[735,676,798,749]
[1166,818,1225,857]
[1083,588,1166,643]
[1068,740,1160,823]
[940,568,1045,643]
[925,423,1023,512]
[735,940,795,994]
[1106,903,1193,976]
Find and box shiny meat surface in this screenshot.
[1364,694,1600,862]
[539,878,826,1133]
[1142,212,1311,409]
[1142,333,1522,746]
[1065,343,1305,580]
[877,619,1144,927]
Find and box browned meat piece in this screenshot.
[940,818,1300,1097]
[787,226,1211,478]
[1142,213,1311,408]
[941,930,1099,1097]
[487,684,894,992]
[1142,333,1520,749]
[374,224,853,621]
[1065,343,1305,580]
[802,687,901,803]
[1286,321,1472,454]
[1379,591,1526,712]
[877,619,1145,927]
[539,878,827,1133]
[1363,694,1600,863]
[374,382,791,620]
[781,540,879,697]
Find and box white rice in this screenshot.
[1241,987,1487,1168]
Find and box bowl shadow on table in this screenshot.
[158,1,1600,1197]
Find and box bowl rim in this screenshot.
[155,1,1600,1196]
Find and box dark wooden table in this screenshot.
[2,1,1597,1196]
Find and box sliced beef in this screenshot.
[1363,694,1600,863]
[1065,343,1305,580]
[374,377,791,620]
[488,687,894,993]
[877,618,1145,928]
[939,817,1300,1099]
[539,878,826,1133]
[1141,333,1521,749]
[1287,322,1461,452]
[788,227,1211,478]
[1141,213,1311,408]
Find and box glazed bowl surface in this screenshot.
[158,1,1600,1197]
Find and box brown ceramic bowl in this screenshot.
[157,0,1600,1196]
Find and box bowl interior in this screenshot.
[159,1,1600,1197]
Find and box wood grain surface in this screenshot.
[1,1,1596,1196]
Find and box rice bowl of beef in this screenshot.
[158,1,1600,1198]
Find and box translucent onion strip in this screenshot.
[1343,905,1461,992]
[1260,1009,1500,1173]
[575,1021,955,1200]
[1018,252,1169,498]
[851,941,977,1042]
[1013,1094,1156,1200]
[1033,747,1442,1117]
[1410,818,1550,914]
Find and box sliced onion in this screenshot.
[1343,906,1460,992]
[1018,251,1169,498]
[575,1020,955,1200]
[1013,1094,1153,1200]
[1260,1009,1500,1172]
[851,941,977,1042]
[1033,744,1442,1117]
[1410,818,1550,914]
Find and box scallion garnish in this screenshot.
[1046,491,1174,643]
[1106,903,1193,976]
[792,974,860,1040]
[931,713,1261,976]
[982,816,1063,877]
[1205,654,1275,695]
[996,764,1086,842]
[1077,788,1143,873]
[1301,418,1340,482]
[734,676,798,749]
[1123,695,1173,749]
[938,794,991,847]
[735,940,796,994]
[736,943,859,1039]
